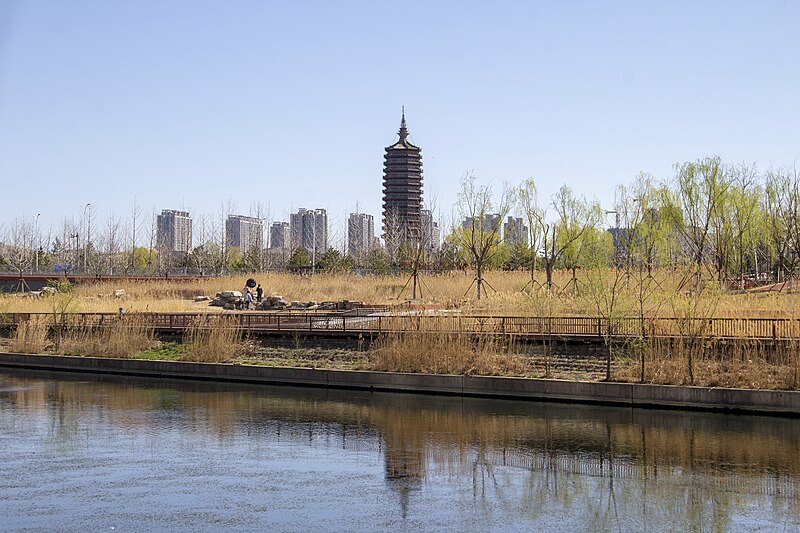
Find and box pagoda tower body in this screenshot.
[383,109,423,245]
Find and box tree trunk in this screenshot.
[476,264,483,300]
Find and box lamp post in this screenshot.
[311,211,316,276]
[71,232,79,276]
[34,213,40,273]
[82,203,91,273]
[604,209,619,265]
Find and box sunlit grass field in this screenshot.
[2,269,800,318]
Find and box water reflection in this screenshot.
[1,368,799,531]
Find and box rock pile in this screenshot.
[209,290,244,310]
[256,295,289,310]
[208,291,368,312]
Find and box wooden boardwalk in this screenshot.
[3,311,800,344]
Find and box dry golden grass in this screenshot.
[10,315,49,354]
[4,270,800,318]
[614,333,800,390]
[180,316,244,363]
[370,316,531,376]
[60,316,157,359]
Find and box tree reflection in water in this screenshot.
[1,368,799,531]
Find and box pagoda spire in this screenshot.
[398,106,408,142]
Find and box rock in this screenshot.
[223,303,236,310]
[219,290,242,299]
[113,289,126,298]
[193,295,210,302]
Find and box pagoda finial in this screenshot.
[398,106,408,142]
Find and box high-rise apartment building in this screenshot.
[462,213,502,233]
[290,208,328,256]
[269,222,290,250]
[504,216,529,246]
[156,209,192,254]
[383,108,423,245]
[347,213,375,257]
[421,209,440,253]
[225,215,263,256]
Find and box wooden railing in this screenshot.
[2,311,800,341]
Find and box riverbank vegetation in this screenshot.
[5,312,800,389]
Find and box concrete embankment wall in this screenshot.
[1,352,799,416]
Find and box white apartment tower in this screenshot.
[348,213,375,257]
[421,209,440,254]
[225,215,264,256]
[504,216,529,246]
[156,209,192,254]
[269,221,290,250]
[290,208,328,256]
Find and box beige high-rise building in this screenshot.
[225,215,264,256]
[348,213,375,257]
[290,208,328,256]
[269,221,290,250]
[156,209,192,254]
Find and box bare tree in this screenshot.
[127,197,143,274]
[248,201,270,272]
[452,173,512,300]
[1,216,36,290]
[765,167,799,282]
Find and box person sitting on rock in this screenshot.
[243,286,253,310]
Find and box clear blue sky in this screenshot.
[1,1,798,245]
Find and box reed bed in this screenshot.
[9,315,49,354]
[370,317,531,376]
[614,331,800,390]
[59,316,157,359]
[180,315,244,363]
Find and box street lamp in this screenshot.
[604,209,619,264]
[311,211,316,276]
[82,203,91,273]
[71,232,79,276]
[34,213,40,273]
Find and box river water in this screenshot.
[1,368,799,532]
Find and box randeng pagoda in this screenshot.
[382,108,423,246]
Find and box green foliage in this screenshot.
[367,249,392,275]
[502,242,532,271]
[136,342,186,361]
[289,247,311,266]
[318,248,352,272]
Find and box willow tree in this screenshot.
[666,156,731,289]
[765,167,800,281]
[452,173,512,300]
[516,177,544,286]
[540,185,600,290]
[728,164,762,289]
